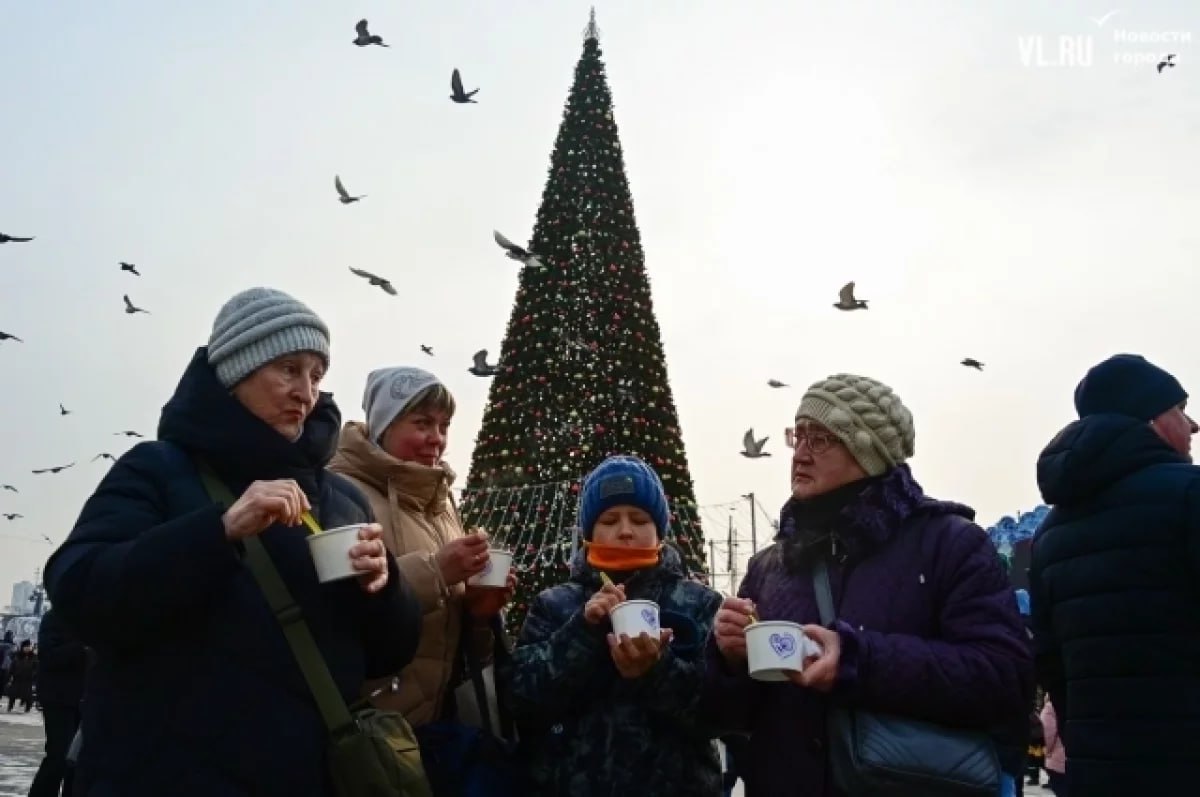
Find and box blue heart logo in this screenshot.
[479,559,492,576]
[641,608,658,628]
[769,632,797,658]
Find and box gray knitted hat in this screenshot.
[362,366,443,443]
[206,287,331,388]
[795,374,915,477]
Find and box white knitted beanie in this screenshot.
[795,374,915,476]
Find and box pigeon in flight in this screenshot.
[1,484,16,492]
[833,281,868,311]
[1158,53,1177,73]
[92,453,116,462]
[740,429,771,459]
[59,404,70,416]
[961,358,984,371]
[114,430,144,438]
[352,19,388,47]
[123,295,149,314]
[33,463,75,474]
[0,233,34,244]
[450,69,479,103]
[349,267,396,295]
[469,350,501,377]
[767,379,788,388]
[335,175,365,204]
[420,345,434,356]
[0,331,22,343]
[493,231,543,269]
[120,262,140,276]
[2,513,21,520]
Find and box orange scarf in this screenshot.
[585,540,662,572]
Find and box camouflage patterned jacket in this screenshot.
[503,545,724,797]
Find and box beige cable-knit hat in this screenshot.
[795,374,915,476]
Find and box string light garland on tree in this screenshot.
[460,8,707,634]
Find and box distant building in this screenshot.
[986,505,1051,591]
[8,580,35,614]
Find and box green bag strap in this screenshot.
[193,457,358,738]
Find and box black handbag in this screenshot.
[415,614,528,797]
[812,558,1000,796]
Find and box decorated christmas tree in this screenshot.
[460,9,706,633]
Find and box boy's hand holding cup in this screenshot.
[584,582,626,625]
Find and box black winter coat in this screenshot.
[35,609,88,706]
[1032,413,1200,794]
[45,348,422,797]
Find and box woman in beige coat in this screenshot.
[330,366,515,727]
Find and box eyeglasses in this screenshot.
[790,428,839,455]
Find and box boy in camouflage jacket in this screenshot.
[504,456,724,796]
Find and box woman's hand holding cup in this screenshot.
[435,529,490,585]
[714,596,756,665]
[349,524,390,594]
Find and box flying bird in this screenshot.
[123,295,149,314]
[1,485,16,492]
[767,379,788,388]
[2,513,21,520]
[349,267,396,295]
[420,345,434,356]
[33,463,75,475]
[0,331,22,343]
[740,429,771,459]
[92,453,116,462]
[335,175,365,204]
[450,68,479,103]
[114,430,144,438]
[352,19,388,47]
[0,233,34,244]
[59,404,70,416]
[469,350,501,377]
[493,230,543,269]
[961,358,984,371]
[833,281,868,311]
[1158,53,1177,73]
[119,262,140,276]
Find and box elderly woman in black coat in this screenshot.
[45,287,421,797]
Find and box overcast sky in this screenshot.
[2,1,1197,599]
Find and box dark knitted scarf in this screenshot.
[776,464,974,571]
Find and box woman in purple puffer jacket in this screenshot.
[702,373,1033,796]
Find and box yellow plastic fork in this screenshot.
[301,511,322,535]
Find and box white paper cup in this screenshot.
[746,620,812,682]
[467,549,514,588]
[307,524,365,584]
[610,599,660,639]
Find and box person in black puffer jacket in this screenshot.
[1032,354,1200,796]
[45,288,422,797]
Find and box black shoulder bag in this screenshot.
[415,613,527,797]
[812,558,1000,796]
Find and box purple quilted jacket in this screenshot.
[701,465,1033,797]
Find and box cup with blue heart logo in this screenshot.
[746,620,816,681]
[609,599,660,639]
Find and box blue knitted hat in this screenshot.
[578,455,670,539]
[1074,354,1186,421]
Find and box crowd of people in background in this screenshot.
[2,286,1190,796]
